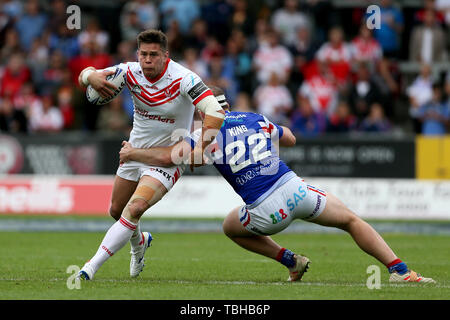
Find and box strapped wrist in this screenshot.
[81,69,94,86]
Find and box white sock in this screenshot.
[130,222,143,252]
[89,216,137,273]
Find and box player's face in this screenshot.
[138,43,168,79]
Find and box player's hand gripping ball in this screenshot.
[86,67,126,105]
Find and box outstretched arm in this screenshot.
[279,126,296,147]
[119,140,193,167]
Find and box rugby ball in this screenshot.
[86,66,126,105]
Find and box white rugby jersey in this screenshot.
[115,58,212,148]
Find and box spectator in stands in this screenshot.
[222,35,252,95]
[200,36,224,65]
[205,53,237,105]
[350,24,383,73]
[407,63,436,133]
[78,18,109,54]
[47,0,70,32]
[0,52,31,99]
[159,0,200,35]
[68,37,113,131]
[288,24,319,92]
[0,28,21,64]
[253,27,293,84]
[201,0,233,43]
[254,72,293,126]
[233,92,254,112]
[185,18,209,52]
[371,0,404,59]
[12,80,40,119]
[271,0,311,47]
[0,97,27,133]
[14,0,47,52]
[297,60,338,116]
[326,100,357,133]
[121,0,159,38]
[68,38,113,86]
[409,8,447,63]
[247,18,270,55]
[97,95,131,135]
[2,0,23,21]
[28,36,50,90]
[57,85,75,130]
[316,26,352,88]
[348,62,386,125]
[410,82,449,135]
[230,0,255,36]
[180,47,208,80]
[166,20,186,61]
[48,23,80,60]
[359,102,392,133]
[435,0,450,25]
[290,97,326,137]
[414,0,445,25]
[120,5,145,42]
[28,94,63,133]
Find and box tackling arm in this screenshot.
[119,140,193,167]
[279,126,296,147]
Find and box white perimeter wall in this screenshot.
[146,176,450,220]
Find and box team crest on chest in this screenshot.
[131,84,142,94]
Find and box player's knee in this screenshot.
[341,213,360,231]
[109,203,123,221]
[222,219,233,238]
[127,199,150,220]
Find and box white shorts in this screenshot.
[238,176,327,236]
[116,161,185,191]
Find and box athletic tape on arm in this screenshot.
[195,95,225,120]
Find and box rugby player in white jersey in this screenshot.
[76,30,225,280]
[118,86,436,284]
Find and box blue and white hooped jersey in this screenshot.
[189,111,293,205]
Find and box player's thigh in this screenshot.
[110,175,138,219]
[309,192,357,229]
[223,206,255,238]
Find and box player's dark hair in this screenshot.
[137,29,168,51]
[209,85,230,111]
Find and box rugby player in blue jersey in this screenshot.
[119,86,435,284]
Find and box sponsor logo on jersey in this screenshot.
[149,167,173,181]
[135,107,175,123]
[187,81,208,100]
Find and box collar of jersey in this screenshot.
[145,58,170,83]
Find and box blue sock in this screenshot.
[276,248,296,268]
[388,259,408,275]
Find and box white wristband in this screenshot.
[81,69,94,86]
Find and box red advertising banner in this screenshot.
[0,175,114,215]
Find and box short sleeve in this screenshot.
[180,72,213,106]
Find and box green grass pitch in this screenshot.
[0,229,448,300]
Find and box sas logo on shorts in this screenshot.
[286,185,307,212]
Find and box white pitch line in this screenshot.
[1,278,448,288]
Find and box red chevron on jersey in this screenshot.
[127,66,182,97]
[127,82,181,108]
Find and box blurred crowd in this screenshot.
[0,0,449,137]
